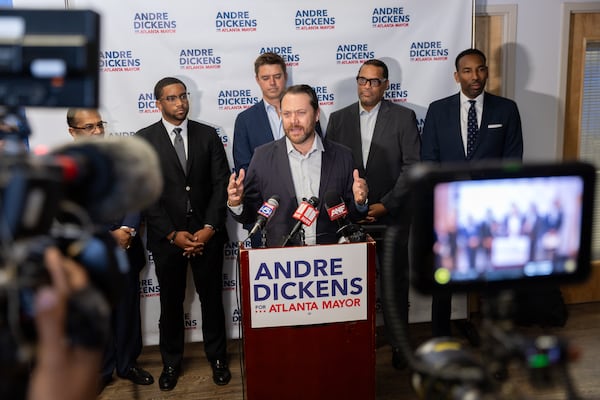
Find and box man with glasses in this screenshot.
[136,77,231,391]
[67,108,107,139]
[326,59,421,370]
[66,108,154,392]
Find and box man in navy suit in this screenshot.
[227,84,368,247]
[66,108,154,392]
[421,48,523,337]
[233,52,288,173]
[233,52,287,246]
[326,59,421,369]
[136,77,231,390]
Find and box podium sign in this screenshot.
[248,244,368,328]
[240,241,376,400]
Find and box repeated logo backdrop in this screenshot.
[69,0,472,344]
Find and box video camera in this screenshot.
[0,9,162,399]
[382,160,595,400]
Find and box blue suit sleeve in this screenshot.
[233,113,252,173]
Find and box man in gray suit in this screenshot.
[326,59,421,369]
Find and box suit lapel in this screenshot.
[449,94,467,160]
[347,104,364,170]
[366,100,389,170]
[154,123,185,175]
[273,139,297,206]
[474,92,492,155]
[257,100,276,141]
[185,124,195,176]
[319,140,335,201]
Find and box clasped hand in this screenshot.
[171,227,214,257]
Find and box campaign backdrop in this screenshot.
[16,0,472,344]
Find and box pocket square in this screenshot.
[488,123,503,129]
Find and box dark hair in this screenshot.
[358,59,389,79]
[455,48,487,71]
[66,108,99,127]
[281,84,319,111]
[154,77,186,100]
[254,52,287,76]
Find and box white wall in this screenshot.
[481,0,598,162]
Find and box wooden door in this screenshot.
[561,12,600,304]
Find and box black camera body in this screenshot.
[382,160,596,399]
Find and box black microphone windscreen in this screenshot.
[324,191,341,208]
[51,137,163,222]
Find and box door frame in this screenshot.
[475,4,517,99]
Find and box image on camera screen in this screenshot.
[431,175,585,286]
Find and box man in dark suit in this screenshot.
[66,108,154,391]
[227,84,369,247]
[103,214,153,389]
[421,48,523,337]
[136,77,231,390]
[326,59,421,369]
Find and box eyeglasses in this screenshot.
[160,93,190,103]
[356,76,387,87]
[70,121,107,132]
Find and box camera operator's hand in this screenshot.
[28,248,101,400]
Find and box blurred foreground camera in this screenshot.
[0,9,164,400]
[0,135,162,361]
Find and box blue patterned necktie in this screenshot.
[173,127,186,170]
[467,100,478,158]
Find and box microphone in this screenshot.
[50,136,163,222]
[247,195,280,238]
[324,191,366,243]
[281,196,319,247]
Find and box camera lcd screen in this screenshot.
[409,162,595,293]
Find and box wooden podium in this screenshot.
[239,240,377,400]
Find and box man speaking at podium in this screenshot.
[227,84,369,247]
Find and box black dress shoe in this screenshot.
[159,366,180,391]
[392,347,408,370]
[121,366,154,385]
[211,359,231,386]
